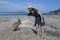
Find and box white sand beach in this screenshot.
[0,15,60,40]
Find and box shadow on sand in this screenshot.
[31,28,37,35]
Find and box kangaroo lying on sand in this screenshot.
[12,19,21,31]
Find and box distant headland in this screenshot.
[0,11,27,14]
[48,9,60,14]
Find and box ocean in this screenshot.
[0,13,56,16]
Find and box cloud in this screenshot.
[0,1,45,12]
[0,1,21,9]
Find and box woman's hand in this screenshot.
[41,20,43,23]
[21,20,25,23]
[21,16,29,23]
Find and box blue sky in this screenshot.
[0,0,60,13]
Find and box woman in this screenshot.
[21,6,45,39]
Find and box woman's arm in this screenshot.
[38,12,43,22]
[21,16,29,23]
[31,10,43,22]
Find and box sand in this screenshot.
[0,15,60,40]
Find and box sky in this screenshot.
[0,0,60,13]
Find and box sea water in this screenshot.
[0,13,54,17]
[0,13,59,20]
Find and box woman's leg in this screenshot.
[39,25,42,36]
[41,26,45,38]
[36,24,39,35]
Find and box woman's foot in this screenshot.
[40,35,45,39]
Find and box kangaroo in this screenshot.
[12,19,21,31]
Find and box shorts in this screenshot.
[34,17,45,26]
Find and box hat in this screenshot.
[28,6,33,8]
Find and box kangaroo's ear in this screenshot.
[18,19,20,21]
